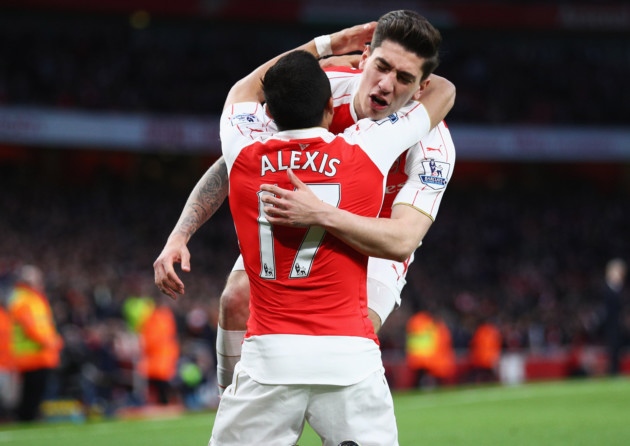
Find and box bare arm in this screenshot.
[319,54,362,69]
[224,22,377,107]
[153,157,228,299]
[416,74,456,129]
[155,22,377,299]
[171,157,229,243]
[260,169,432,262]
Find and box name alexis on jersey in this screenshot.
[261,150,340,177]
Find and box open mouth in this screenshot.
[370,94,388,109]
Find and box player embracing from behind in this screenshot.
[212,25,448,442]
[153,10,456,398]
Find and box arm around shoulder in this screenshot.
[260,170,430,262]
[316,203,428,262]
[224,22,376,108]
[417,75,455,129]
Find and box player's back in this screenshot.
[228,129,386,341]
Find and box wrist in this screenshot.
[314,35,332,58]
[169,229,191,244]
[317,203,345,230]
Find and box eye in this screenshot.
[398,75,414,85]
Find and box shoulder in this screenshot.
[221,102,267,125]
[411,121,456,162]
[324,66,362,77]
[326,67,361,96]
[220,103,275,168]
[220,102,274,143]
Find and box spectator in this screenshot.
[0,299,16,421]
[123,294,179,405]
[7,265,64,422]
[601,258,627,375]
[406,311,456,388]
[468,319,502,383]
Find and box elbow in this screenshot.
[388,241,418,263]
[392,251,414,263]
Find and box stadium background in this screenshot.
[1,0,629,416]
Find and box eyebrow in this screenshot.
[375,57,417,83]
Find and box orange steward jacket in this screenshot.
[8,283,63,371]
[138,306,179,381]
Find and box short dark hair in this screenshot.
[262,50,332,131]
[371,10,442,81]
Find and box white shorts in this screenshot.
[231,253,413,325]
[209,362,398,446]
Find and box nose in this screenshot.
[377,72,396,94]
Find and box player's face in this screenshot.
[355,40,426,121]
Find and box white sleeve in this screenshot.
[220,102,275,172]
[393,122,456,220]
[339,102,431,174]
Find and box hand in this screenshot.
[153,234,191,300]
[330,22,376,55]
[319,54,361,69]
[260,169,329,227]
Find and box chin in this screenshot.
[371,110,390,120]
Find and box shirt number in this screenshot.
[257,183,341,279]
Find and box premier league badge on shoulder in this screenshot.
[230,113,259,126]
[418,159,450,189]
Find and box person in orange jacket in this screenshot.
[406,311,456,388]
[7,265,63,421]
[124,295,179,405]
[0,302,16,420]
[468,320,502,383]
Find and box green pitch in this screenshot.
[1,377,629,445]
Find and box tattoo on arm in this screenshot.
[174,158,229,239]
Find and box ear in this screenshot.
[357,44,371,70]
[326,97,334,114]
[323,97,335,128]
[412,78,431,101]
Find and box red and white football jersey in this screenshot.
[220,99,431,385]
[325,66,455,220]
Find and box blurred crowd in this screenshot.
[0,10,629,124]
[0,153,237,421]
[379,168,630,356]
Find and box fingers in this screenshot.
[154,265,183,300]
[262,205,299,227]
[260,184,281,195]
[261,194,281,207]
[286,168,306,189]
[153,251,187,300]
[180,249,191,273]
[160,286,178,301]
[331,21,376,55]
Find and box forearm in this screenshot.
[224,22,375,106]
[169,157,229,243]
[261,169,427,261]
[317,206,422,262]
